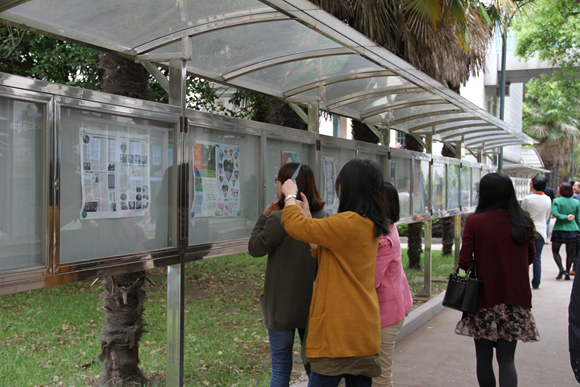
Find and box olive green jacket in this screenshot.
[248,209,325,330]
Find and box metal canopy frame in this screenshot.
[0,0,534,150]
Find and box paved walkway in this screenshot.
[293,240,578,386]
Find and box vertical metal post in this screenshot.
[417,220,432,297]
[167,57,187,387]
[308,102,319,133]
[454,214,461,267]
[416,136,433,298]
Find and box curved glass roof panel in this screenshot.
[0,0,536,150]
[321,75,414,102]
[4,0,269,51]
[393,113,475,133]
[237,54,372,96]
[149,20,344,77]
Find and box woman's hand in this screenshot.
[569,214,576,222]
[263,201,280,217]
[281,179,297,197]
[296,193,312,218]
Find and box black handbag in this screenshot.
[442,264,483,315]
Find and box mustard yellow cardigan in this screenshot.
[281,205,381,359]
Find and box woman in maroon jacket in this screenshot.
[455,173,539,387]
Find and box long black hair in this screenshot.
[383,182,400,223]
[335,159,390,237]
[475,173,534,245]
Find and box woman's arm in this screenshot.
[375,236,394,288]
[458,217,475,271]
[527,238,535,265]
[575,202,580,230]
[247,213,286,257]
[552,199,568,220]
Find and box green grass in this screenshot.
[0,251,453,386]
[401,249,456,294]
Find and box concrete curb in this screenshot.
[396,291,446,343]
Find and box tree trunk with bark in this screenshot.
[405,134,424,269]
[96,52,152,386]
[97,273,149,387]
[441,143,456,256]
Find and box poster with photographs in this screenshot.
[192,141,219,217]
[79,128,151,219]
[191,142,241,218]
[322,156,337,212]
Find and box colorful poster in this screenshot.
[79,128,150,219]
[322,156,337,211]
[282,151,299,165]
[192,142,241,218]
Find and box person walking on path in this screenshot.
[248,163,326,387]
[455,173,539,387]
[280,158,390,387]
[551,182,580,280]
[373,182,413,387]
[521,176,552,289]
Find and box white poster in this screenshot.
[322,156,337,211]
[192,142,241,218]
[79,128,151,219]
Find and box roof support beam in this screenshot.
[408,117,484,133]
[283,70,395,97]
[391,109,464,126]
[222,47,354,81]
[134,9,289,54]
[416,124,495,136]
[326,86,424,110]
[360,99,447,120]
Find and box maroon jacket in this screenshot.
[459,209,535,310]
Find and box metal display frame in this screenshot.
[0,73,505,386]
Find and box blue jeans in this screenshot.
[268,328,309,387]
[532,234,544,288]
[307,373,372,387]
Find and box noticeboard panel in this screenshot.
[59,106,177,263]
[265,138,313,208]
[390,156,412,218]
[188,126,260,245]
[461,165,471,208]
[432,162,446,212]
[413,159,430,215]
[319,146,356,215]
[447,164,460,210]
[0,96,46,272]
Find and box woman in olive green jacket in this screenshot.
[551,182,580,280]
[248,163,325,387]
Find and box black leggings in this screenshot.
[474,339,518,387]
[552,242,575,272]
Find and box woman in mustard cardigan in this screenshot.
[280,158,390,387]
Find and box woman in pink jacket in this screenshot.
[373,182,413,387]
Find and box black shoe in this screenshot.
[557,270,565,280]
[566,272,571,280]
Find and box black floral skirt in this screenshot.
[455,304,540,342]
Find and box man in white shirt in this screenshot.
[521,176,552,289]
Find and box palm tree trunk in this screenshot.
[97,272,148,386]
[96,52,152,386]
[404,134,424,269]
